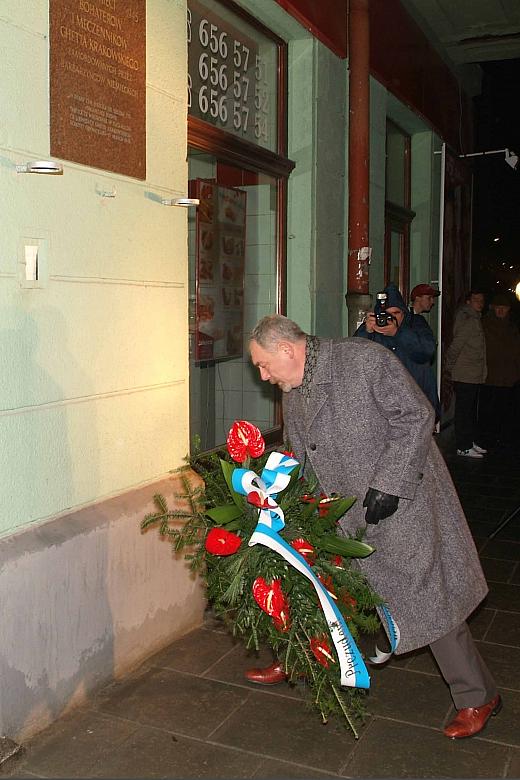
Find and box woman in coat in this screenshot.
[248,314,500,740]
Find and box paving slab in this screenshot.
[342,717,512,778]
[4,710,139,778]
[362,666,451,729]
[485,610,520,647]
[88,726,265,779]
[210,690,358,774]
[92,666,251,739]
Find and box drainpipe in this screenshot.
[345,0,372,335]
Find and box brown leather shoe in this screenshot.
[443,694,502,739]
[245,661,287,685]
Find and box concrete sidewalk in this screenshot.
[3,437,520,779]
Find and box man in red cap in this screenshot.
[410,283,441,316]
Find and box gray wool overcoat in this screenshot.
[283,337,488,654]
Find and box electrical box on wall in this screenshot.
[18,235,49,288]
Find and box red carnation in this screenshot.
[252,576,290,630]
[310,635,336,668]
[290,537,316,565]
[204,527,242,556]
[226,420,265,463]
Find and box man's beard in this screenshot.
[278,381,293,393]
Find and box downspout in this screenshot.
[345,0,372,334]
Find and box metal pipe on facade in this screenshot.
[345,0,372,334]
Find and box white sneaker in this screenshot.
[457,447,484,459]
[472,443,487,454]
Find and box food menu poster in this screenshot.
[195,181,246,362]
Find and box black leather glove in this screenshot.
[363,488,399,525]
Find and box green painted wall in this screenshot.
[286,39,348,337]
[0,1,191,535]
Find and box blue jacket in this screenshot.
[354,283,441,419]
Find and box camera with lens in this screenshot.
[374,292,395,327]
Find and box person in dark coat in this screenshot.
[445,290,487,458]
[353,283,441,420]
[478,292,520,452]
[247,314,501,740]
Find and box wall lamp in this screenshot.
[16,160,63,175]
[161,197,200,207]
[459,148,518,171]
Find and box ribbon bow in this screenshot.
[232,451,296,531]
[232,452,372,689]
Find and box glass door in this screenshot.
[188,153,280,451]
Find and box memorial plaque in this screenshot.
[50,0,146,179]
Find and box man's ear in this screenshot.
[279,340,295,358]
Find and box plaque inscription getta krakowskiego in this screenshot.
[50,0,146,179]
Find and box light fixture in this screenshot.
[96,185,116,198]
[16,160,63,175]
[515,282,520,302]
[459,148,518,171]
[161,197,200,207]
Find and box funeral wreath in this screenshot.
[142,421,389,737]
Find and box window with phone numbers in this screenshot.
[187,0,278,152]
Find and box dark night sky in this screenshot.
[472,58,520,299]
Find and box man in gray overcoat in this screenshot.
[247,314,500,740]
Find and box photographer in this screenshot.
[354,282,440,420]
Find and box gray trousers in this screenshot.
[429,621,498,709]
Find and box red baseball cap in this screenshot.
[410,284,441,300]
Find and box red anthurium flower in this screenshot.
[290,537,316,565]
[341,590,357,610]
[204,527,242,556]
[272,614,291,633]
[226,420,265,463]
[317,573,337,599]
[318,493,337,517]
[331,555,343,568]
[301,493,332,516]
[310,635,336,668]
[247,490,270,509]
[252,577,290,629]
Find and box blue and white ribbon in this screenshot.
[232,452,372,689]
[370,604,400,663]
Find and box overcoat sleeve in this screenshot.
[360,350,434,500]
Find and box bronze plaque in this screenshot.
[50,0,146,179]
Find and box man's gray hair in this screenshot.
[250,314,306,350]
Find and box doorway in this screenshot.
[188,152,281,451]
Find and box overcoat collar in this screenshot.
[301,338,333,429]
